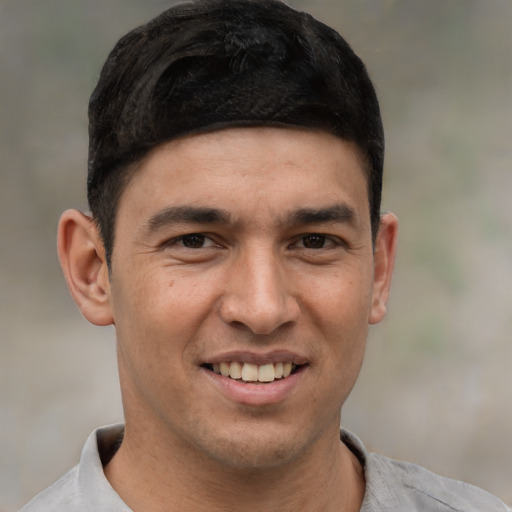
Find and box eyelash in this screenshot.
[292,234,340,250]
[165,233,344,250]
[169,233,219,249]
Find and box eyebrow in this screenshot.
[145,206,231,232]
[286,203,357,227]
[143,202,357,235]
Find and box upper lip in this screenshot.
[202,350,309,366]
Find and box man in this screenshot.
[21,0,510,510]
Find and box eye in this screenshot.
[295,234,335,249]
[301,234,327,249]
[175,233,218,248]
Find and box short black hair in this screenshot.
[87,0,384,268]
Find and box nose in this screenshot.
[219,248,300,335]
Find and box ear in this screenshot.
[369,212,398,325]
[57,209,114,326]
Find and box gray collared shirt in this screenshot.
[20,424,511,511]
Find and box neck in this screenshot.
[104,421,365,512]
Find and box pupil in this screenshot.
[182,234,205,248]
[303,235,325,249]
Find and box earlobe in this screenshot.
[57,209,114,326]
[369,212,398,325]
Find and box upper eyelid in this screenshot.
[290,233,347,248]
[161,231,347,248]
[165,233,221,248]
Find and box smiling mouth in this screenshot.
[203,361,301,383]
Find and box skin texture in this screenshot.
[58,127,398,511]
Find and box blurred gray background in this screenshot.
[1,0,511,509]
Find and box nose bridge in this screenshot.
[220,242,299,334]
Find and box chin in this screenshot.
[195,422,316,471]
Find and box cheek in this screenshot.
[304,268,373,328]
[112,267,218,359]
[111,274,204,404]
[302,270,371,382]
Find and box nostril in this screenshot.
[229,320,251,331]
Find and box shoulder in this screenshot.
[19,424,128,512]
[340,429,511,512]
[18,466,83,511]
[365,451,511,511]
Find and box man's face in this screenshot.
[107,127,389,469]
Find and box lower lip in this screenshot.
[202,366,307,406]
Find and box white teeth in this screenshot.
[241,363,259,382]
[283,362,293,378]
[229,361,243,379]
[210,361,298,382]
[220,362,230,377]
[274,362,284,379]
[258,363,275,382]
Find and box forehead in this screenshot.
[118,127,370,226]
